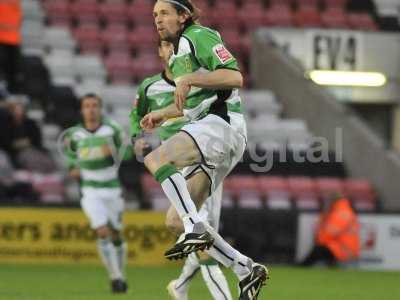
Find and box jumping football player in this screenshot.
[140,1,269,299]
[131,40,232,300]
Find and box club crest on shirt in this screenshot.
[213,44,233,64]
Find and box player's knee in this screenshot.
[144,149,170,174]
[165,215,184,235]
[96,226,110,239]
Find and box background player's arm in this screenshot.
[140,103,182,131]
[63,131,80,180]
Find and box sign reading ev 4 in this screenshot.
[307,30,360,71]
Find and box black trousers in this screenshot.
[301,245,337,267]
[0,43,21,93]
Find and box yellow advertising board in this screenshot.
[0,208,177,266]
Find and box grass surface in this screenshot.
[0,264,399,300]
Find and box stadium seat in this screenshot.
[128,0,154,26]
[211,1,238,28]
[221,177,236,208]
[101,85,136,111]
[238,3,266,31]
[288,176,320,210]
[348,13,378,31]
[323,0,348,9]
[99,0,128,25]
[132,54,163,82]
[296,0,319,7]
[321,7,349,28]
[344,179,377,211]
[73,55,107,84]
[104,51,134,84]
[101,24,129,52]
[128,25,158,52]
[315,177,344,200]
[70,0,100,24]
[218,28,244,57]
[141,174,168,211]
[294,6,322,28]
[73,23,102,55]
[230,176,263,208]
[264,3,294,27]
[43,1,71,27]
[43,27,77,53]
[258,176,292,210]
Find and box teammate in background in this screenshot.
[64,94,128,294]
[140,1,269,299]
[130,40,232,300]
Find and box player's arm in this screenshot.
[175,32,242,110]
[130,83,149,140]
[140,103,183,131]
[63,130,80,180]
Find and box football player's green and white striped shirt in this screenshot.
[130,71,189,141]
[169,24,245,136]
[65,118,124,189]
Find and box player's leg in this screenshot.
[167,252,200,300]
[199,185,233,300]
[81,189,125,293]
[144,132,214,254]
[105,190,128,293]
[164,171,254,280]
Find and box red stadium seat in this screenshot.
[288,177,320,210]
[323,0,348,9]
[73,23,102,55]
[238,3,266,32]
[141,174,168,211]
[101,24,129,52]
[348,13,378,31]
[264,3,294,27]
[99,0,128,25]
[132,54,163,82]
[128,0,154,26]
[210,2,238,28]
[128,25,159,52]
[321,7,348,28]
[294,6,322,28]
[315,177,344,200]
[258,176,292,210]
[218,28,244,57]
[105,50,134,84]
[295,0,319,8]
[43,1,71,27]
[230,176,263,208]
[70,0,100,23]
[344,179,376,211]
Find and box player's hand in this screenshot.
[175,77,191,112]
[140,111,165,131]
[69,168,80,181]
[134,138,150,157]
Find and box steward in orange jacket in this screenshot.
[302,197,360,266]
[0,0,22,46]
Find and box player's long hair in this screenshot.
[168,0,202,25]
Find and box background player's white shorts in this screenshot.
[81,187,124,230]
[198,184,223,231]
[181,113,247,195]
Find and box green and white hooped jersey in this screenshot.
[169,24,245,137]
[65,118,124,189]
[130,72,189,141]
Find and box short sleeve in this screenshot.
[186,30,239,72]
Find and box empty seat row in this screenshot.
[141,174,377,212]
[43,0,378,31]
